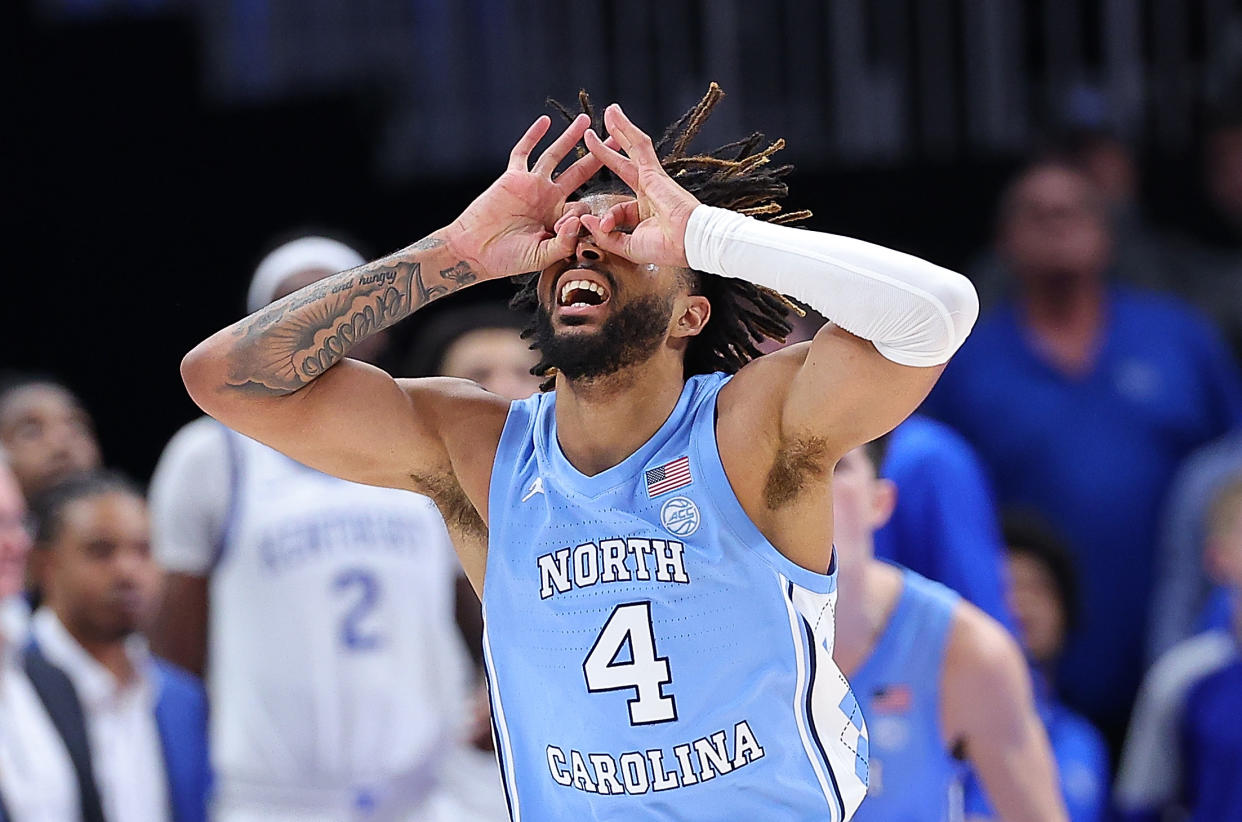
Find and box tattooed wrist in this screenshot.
[224,236,478,395]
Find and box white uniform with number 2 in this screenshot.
[150,417,505,822]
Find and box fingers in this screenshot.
[534,217,582,269]
[584,128,640,190]
[598,200,640,234]
[532,114,591,177]
[555,201,591,230]
[579,214,632,259]
[508,116,552,171]
[603,104,660,167]
[554,135,620,194]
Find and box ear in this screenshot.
[869,478,897,530]
[671,294,711,340]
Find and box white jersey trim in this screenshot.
[780,573,844,822]
[482,606,521,821]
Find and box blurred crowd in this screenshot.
[3,95,1242,822]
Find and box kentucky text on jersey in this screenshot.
[545,720,764,795]
[537,537,691,599]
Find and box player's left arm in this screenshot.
[581,103,978,457]
[942,604,1069,822]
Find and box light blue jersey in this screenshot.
[482,372,869,821]
[849,568,965,822]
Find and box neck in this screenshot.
[1019,273,1105,328]
[554,355,688,476]
[833,557,902,676]
[1018,274,1107,373]
[58,614,136,685]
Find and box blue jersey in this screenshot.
[482,373,869,821]
[848,568,966,822]
[875,416,1015,633]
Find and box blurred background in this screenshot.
[8,2,1242,819]
[8,0,1242,482]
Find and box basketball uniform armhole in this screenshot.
[690,376,836,595]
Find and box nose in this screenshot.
[575,237,604,264]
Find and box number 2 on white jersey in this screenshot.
[582,601,677,725]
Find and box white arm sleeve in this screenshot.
[684,205,980,367]
[149,417,233,576]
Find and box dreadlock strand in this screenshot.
[525,83,808,384]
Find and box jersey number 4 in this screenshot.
[582,601,677,725]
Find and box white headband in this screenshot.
[246,236,367,313]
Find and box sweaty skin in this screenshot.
[181,105,945,595]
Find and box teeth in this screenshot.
[559,279,606,305]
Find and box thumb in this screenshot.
[533,215,580,269]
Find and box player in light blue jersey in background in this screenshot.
[830,438,1065,822]
[181,85,978,820]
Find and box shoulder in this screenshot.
[396,376,514,464]
[155,416,230,469]
[886,415,981,475]
[717,343,811,443]
[152,657,207,703]
[1141,630,1236,705]
[1114,288,1220,339]
[943,601,1028,696]
[1046,699,1107,748]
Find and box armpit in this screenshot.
[763,434,829,508]
[410,468,487,542]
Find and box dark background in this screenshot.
[7,0,1238,482]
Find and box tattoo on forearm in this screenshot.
[224,237,477,395]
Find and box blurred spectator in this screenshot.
[924,158,1242,740]
[149,236,504,822]
[965,512,1110,822]
[831,440,1066,822]
[1149,430,1242,660]
[27,471,210,822]
[0,375,101,499]
[876,416,1016,634]
[1115,474,1242,821]
[968,119,1169,311]
[0,450,86,820]
[402,302,540,400]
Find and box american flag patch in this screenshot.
[871,684,912,714]
[645,455,692,498]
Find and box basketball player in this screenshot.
[830,440,1066,821]
[181,87,978,819]
[151,237,503,822]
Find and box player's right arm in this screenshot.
[181,114,606,506]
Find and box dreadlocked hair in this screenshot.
[510,83,810,390]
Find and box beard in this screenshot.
[532,293,674,382]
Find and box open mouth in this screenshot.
[554,270,613,317]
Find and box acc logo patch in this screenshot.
[660,495,700,537]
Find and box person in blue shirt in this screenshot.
[831,437,1064,822]
[923,158,1242,741]
[965,512,1111,822]
[876,415,1016,633]
[1115,474,1242,821]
